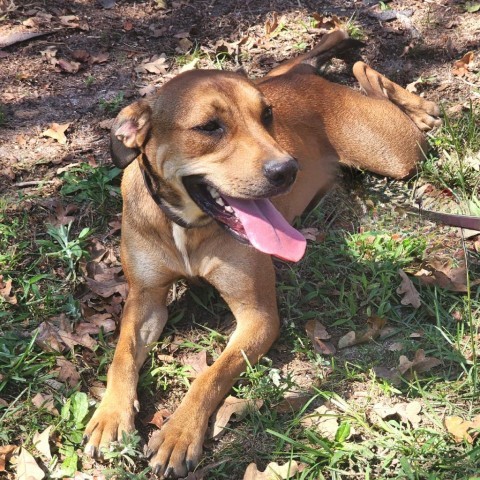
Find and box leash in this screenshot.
[413,208,480,231]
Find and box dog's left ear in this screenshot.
[110,100,152,169]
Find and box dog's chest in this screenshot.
[172,224,193,276]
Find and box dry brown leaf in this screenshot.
[177,37,193,53]
[264,12,279,35]
[338,315,387,349]
[0,445,16,472]
[273,392,311,413]
[301,405,338,440]
[31,393,59,416]
[397,269,421,308]
[10,447,45,480]
[452,51,474,77]
[35,321,65,352]
[42,122,70,144]
[396,401,422,426]
[145,408,171,428]
[56,58,81,74]
[90,52,109,64]
[56,357,81,387]
[71,49,90,62]
[0,275,17,304]
[139,84,156,97]
[445,415,480,443]
[123,20,134,31]
[399,349,442,377]
[33,426,52,460]
[311,13,342,31]
[305,319,336,355]
[211,395,263,439]
[416,261,479,293]
[180,350,209,378]
[243,460,299,480]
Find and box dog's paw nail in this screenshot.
[144,446,154,459]
[186,460,195,472]
[164,466,174,478]
[82,434,89,445]
[152,463,163,476]
[134,399,140,412]
[85,445,96,458]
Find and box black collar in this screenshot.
[139,152,192,229]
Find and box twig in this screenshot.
[14,180,56,188]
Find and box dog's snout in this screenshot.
[263,158,298,188]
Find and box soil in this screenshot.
[0,0,478,189]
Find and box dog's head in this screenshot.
[111,70,305,261]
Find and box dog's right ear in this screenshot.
[110,100,152,169]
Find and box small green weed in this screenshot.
[85,75,96,87]
[99,92,125,114]
[37,223,90,282]
[60,162,122,214]
[51,392,90,478]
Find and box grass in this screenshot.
[1,23,480,480]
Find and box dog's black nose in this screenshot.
[263,158,298,188]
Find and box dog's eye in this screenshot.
[262,106,273,125]
[195,120,223,134]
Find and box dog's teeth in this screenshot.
[216,197,225,206]
[225,206,233,213]
[207,186,220,199]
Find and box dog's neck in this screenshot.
[140,153,192,229]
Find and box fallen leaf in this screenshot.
[397,269,421,308]
[396,401,422,426]
[90,52,110,64]
[0,445,16,472]
[305,319,336,355]
[136,56,168,75]
[56,357,81,387]
[311,13,342,31]
[452,51,474,77]
[398,349,442,377]
[264,12,279,36]
[56,58,81,73]
[139,84,156,97]
[301,405,338,440]
[406,77,422,93]
[243,460,299,480]
[10,447,45,480]
[98,118,115,129]
[445,414,480,443]
[388,342,404,352]
[123,20,134,31]
[145,408,171,428]
[338,315,387,349]
[177,37,193,53]
[33,426,53,460]
[42,122,70,144]
[273,392,311,413]
[416,261,478,293]
[71,49,90,62]
[180,350,209,378]
[0,275,17,304]
[211,396,263,439]
[31,393,59,416]
[35,321,65,352]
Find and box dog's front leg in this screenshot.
[147,254,279,477]
[84,284,171,457]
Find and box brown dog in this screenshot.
[83,31,440,477]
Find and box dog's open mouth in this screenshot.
[183,176,306,262]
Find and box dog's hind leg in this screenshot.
[147,252,279,478]
[352,61,441,132]
[265,30,363,78]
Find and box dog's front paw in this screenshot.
[147,410,206,478]
[83,396,138,459]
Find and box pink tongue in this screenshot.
[222,195,306,262]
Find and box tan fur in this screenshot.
[84,31,440,477]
